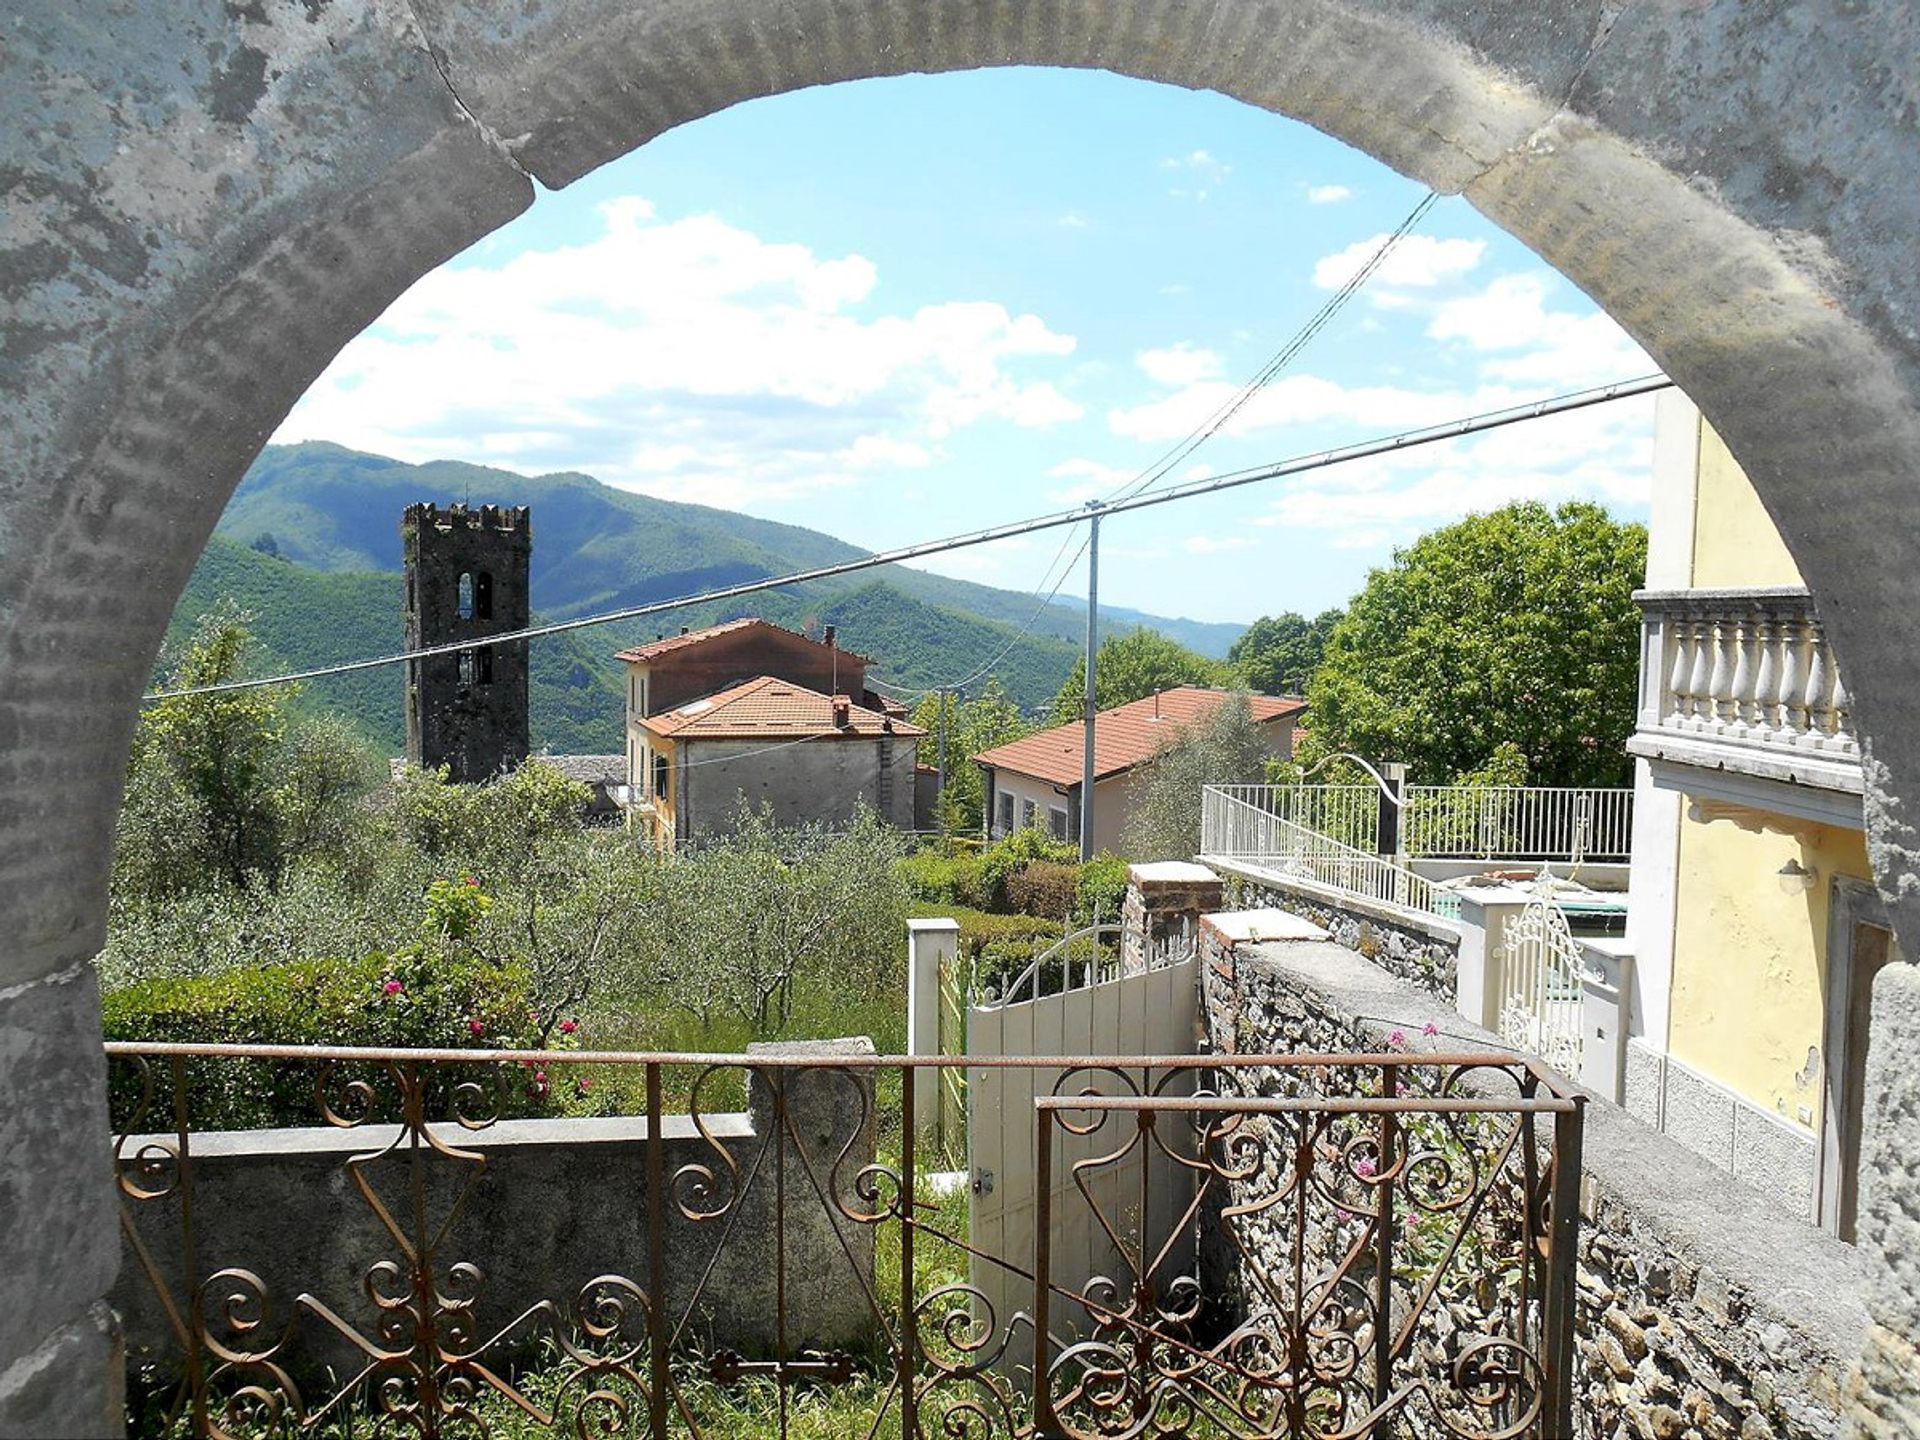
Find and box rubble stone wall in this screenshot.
[1200,926,1868,1440]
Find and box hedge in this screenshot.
[103,948,544,1133]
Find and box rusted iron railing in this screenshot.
[108,1042,1583,1439]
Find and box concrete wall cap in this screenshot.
[906,917,962,934]
[1201,909,1331,945]
[1129,861,1221,886]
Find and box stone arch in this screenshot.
[5,1,1919,1425]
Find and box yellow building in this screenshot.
[1625,391,1889,1239]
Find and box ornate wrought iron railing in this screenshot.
[108,1042,1582,1439]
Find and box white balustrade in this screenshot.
[1634,588,1858,784]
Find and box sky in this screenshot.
[276,66,1659,628]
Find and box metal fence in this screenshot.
[1201,786,1446,916]
[1403,785,1634,863]
[108,1041,1582,1439]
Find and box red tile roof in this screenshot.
[972,687,1304,788]
[640,675,927,741]
[614,617,873,665]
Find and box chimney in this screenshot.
[679,625,690,635]
[832,694,851,729]
[823,624,837,648]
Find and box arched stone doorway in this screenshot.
[5,2,1918,1428]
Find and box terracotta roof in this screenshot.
[640,676,928,741]
[614,617,873,665]
[972,687,1304,788]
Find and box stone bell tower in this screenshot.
[402,502,531,782]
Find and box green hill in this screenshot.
[224,444,1244,655]
[174,443,1249,753]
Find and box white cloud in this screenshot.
[1252,396,1656,545]
[1136,343,1224,388]
[1057,211,1090,230]
[1427,273,1652,384]
[1307,184,1353,205]
[1046,457,1134,505]
[1162,148,1231,201]
[1312,234,1486,292]
[1108,372,1470,444]
[1183,535,1258,555]
[275,196,1081,504]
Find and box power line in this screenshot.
[863,195,1436,703]
[865,530,1091,702]
[144,373,1672,703]
[1104,193,1438,506]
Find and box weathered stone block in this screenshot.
[0,1303,122,1440]
[0,965,118,1370]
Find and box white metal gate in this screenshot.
[1497,881,1589,1074]
[964,923,1200,1376]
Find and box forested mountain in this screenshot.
[167,443,1246,753]
[225,444,1243,654]
[161,443,1244,756]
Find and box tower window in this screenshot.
[457,572,474,620]
[476,646,493,685]
[476,571,493,620]
[458,649,475,690]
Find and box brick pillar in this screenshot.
[1121,862,1225,974]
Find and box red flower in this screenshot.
[559,1019,578,1036]
[382,979,405,996]
[533,1070,548,1085]
[576,1078,594,1095]
[468,1019,486,1036]
[463,875,479,886]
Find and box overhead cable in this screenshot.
[143,372,1673,703]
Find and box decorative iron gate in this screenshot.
[109,1041,1583,1438]
[1498,881,1591,1074]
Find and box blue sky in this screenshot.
[278,67,1658,626]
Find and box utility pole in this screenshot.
[936,687,950,845]
[1079,506,1102,862]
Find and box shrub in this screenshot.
[1075,854,1130,926]
[1005,860,1080,921]
[103,949,543,1132]
[897,848,986,909]
[976,829,1077,912]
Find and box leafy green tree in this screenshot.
[1123,694,1277,861]
[912,678,1033,833]
[1304,502,1645,786]
[1229,609,1343,696]
[114,607,380,902]
[1048,628,1227,725]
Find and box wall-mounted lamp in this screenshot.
[1778,857,1818,894]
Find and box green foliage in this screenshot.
[103,943,541,1132]
[1004,859,1081,921]
[1075,853,1130,925]
[115,608,382,903]
[1303,502,1645,786]
[1228,609,1343,695]
[1123,693,1276,861]
[1048,627,1230,725]
[910,679,1033,833]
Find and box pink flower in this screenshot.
[382,980,404,995]
[468,1019,485,1036]
[527,1082,548,1099]
[1355,1157,1377,1178]
[559,1019,578,1036]
[1387,1029,1407,1048]
[576,1077,594,1095]
[1422,1021,1440,1038]
[1334,1207,1352,1223]
[533,1070,548,1085]
[463,875,479,887]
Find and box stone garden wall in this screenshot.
[115,1040,877,1386]
[1209,860,1461,1001]
[1198,923,1868,1440]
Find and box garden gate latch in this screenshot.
[973,1167,994,1196]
